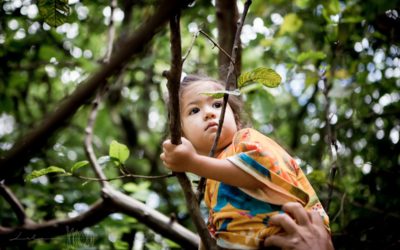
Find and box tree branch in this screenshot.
[75,172,174,181]
[320,66,339,212]
[197,0,252,200]
[216,0,240,79]
[199,30,234,64]
[84,90,109,188]
[164,11,217,249]
[103,0,117,63]
[182,31,199,64]
[0,182,33,226]
[104,187,199,248]
[0,186,199,248]
[0,0,180,180]
[0,199,111,245]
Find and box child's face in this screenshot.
[180,81,238,155]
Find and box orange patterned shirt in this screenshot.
[204,128,329,249]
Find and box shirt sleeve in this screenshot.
[226,128,311,206]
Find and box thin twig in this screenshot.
[332,192,346,222]
[76,173,174,181]
[0,181,33,226]
[199,30,234,64]
[182,31,199,64]
[197,0,252,201]
[84,0,118,188]
[104,0,117,63]
[321,67,339,212]
[84,90,108,187]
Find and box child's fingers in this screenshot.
[162,140,174,151]
[160,152,165,161]
[268,213,297,234]
[160,153,171,168]
[282,202,310,226]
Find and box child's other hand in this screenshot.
[160,137,197,172]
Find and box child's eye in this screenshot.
[189,107,200,115]
[213,101,222,109]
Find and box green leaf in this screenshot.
[201,89,241,99]
[238,67,281,89]
[109,140,130,166]
[278,13,303,35]
[297,51,327,64]
[38,0,70,27]
[25,166,66,182]
[71,160,89,173]
[122,183,139,193]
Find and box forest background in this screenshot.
[0,0,399,249]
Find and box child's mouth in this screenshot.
[205,122,218,131]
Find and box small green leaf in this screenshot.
[71,160,89,173]
[238,67,281,89]
[25,166,66,182]
[123,183,138,193]
[297,51,327,64]
[38,0,70,27]
[278,13,303,35]
[201,89,241,99]
[109,140,130,166]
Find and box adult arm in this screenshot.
[264,202,334,250]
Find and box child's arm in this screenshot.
[160,137,264,189]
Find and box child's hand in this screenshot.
[160,137,198,172]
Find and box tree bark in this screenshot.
[216,0,241,79]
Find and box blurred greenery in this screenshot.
[1,0,400,249]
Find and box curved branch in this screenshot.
[0,186,199,248]
[0,182,33,226]
[0,199,111,244]
[84,91,109,187]
[104,187,199,248]
[0,0,180,180]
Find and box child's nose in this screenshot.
[204,108,216,120]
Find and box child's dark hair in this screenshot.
[180,74,245,129]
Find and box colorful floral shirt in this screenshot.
[204,128,329,249]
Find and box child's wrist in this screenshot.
[186,153,203,174]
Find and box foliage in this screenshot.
[38,0,70,27]
[202,67,281,98]
[1,0,400,249]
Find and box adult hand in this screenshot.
[160,137,198,172]
[264,202,334,250]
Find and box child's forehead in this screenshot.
[184,80,223,93]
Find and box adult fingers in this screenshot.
[309,210,324,226]
[264,235,289,249]
[269,213,297,234]
[283,202,310,226]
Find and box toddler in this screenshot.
[160,75,329,249]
